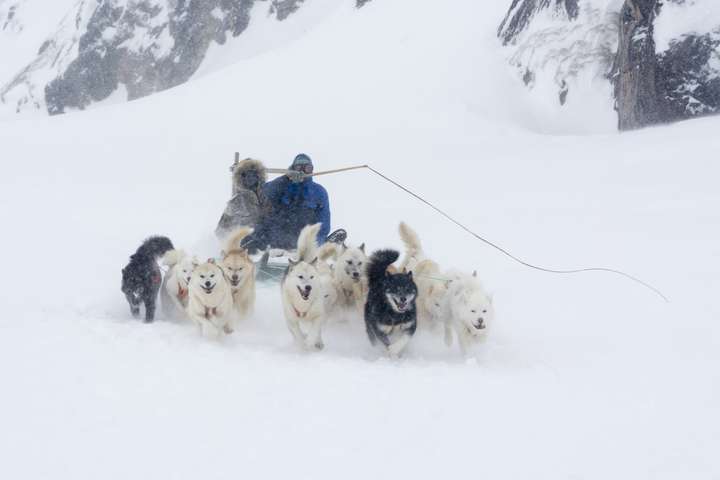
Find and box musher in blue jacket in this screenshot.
[241,154,344,253]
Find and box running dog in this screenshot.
[187,260,234,338]
[220,227,256,322]
[281,224,329,350]
[364,249,418,358]
[398,222,450,328]
[442,270,495,356]
[160,249,199,319]
[121,236,174,322]
[333,243,368,311]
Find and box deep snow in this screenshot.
[0,0,718,479]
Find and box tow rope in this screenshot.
[262,162,669,303]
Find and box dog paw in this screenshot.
[223,325,234,335]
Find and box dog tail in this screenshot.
[399,222,423,260]
[367,249,400,284]
[223,226,254,254]
[297,223,322,262]
[162,249,186,267]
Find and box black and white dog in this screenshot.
[364,249,418,358]
[121,236,174,322]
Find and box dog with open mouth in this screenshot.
[442,270,495,356]
[364,249,418,358]
[280,224,329,351]
[187,260,234,338]
[160,249,199,319]
[220,227,256,325]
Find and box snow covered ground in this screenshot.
[0,0,718,478]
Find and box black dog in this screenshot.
[364,249,418,357]
[121,236,174,322]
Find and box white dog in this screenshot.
[332,243,368,312]
[219,227,256,323]
[160,249,199,319]
[281,224,332,350]
[187,261,234,338]
[442,271,495,356]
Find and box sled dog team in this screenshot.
[121,223,495,357]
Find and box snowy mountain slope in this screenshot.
[0,0,719,479]
[499,0,720,130]
[0,0,77,93]
[0,0,361,117]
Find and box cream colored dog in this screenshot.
[161,249,199,319]
[187,261,234,338]
[333,243,368,312]
[281,224,331,350]
[220,227,256,322]
[398,222,450,329]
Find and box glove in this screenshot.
[287,170,306,183]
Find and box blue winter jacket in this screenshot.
[254,176,331,250]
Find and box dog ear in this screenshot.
[208,258,216,264]
[220,250,227,258]
[407,271,413,279]
[359,243,365,253]
[288,258,298,267]
[310,257,318,266]
[472,270,477,278]
[192,257,200,267]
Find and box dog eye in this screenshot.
[346,260,352,265]
[210,274,215,278]
[471,309,476,313]
[298,275,304,280]
[482,309,487,314]
[310,276,315,280]
[200,275,205,279]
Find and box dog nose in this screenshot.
[232,274,239,281]
[305,285,312,292]
[400,296,406,303]
[352,272,360,279]
[205,281,212,287]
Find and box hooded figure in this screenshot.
[242,154,331,252]
[215,158,269,238]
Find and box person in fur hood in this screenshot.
[215,158,270,238]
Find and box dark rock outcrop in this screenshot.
[612,0,720,129]
[45,0,259,115]
[611,0,661,130]
[498,0,579,45]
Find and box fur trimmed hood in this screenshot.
[232,158,267,193]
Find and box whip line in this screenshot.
[265,162,669,302]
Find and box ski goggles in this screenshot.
[292,163,314,174]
